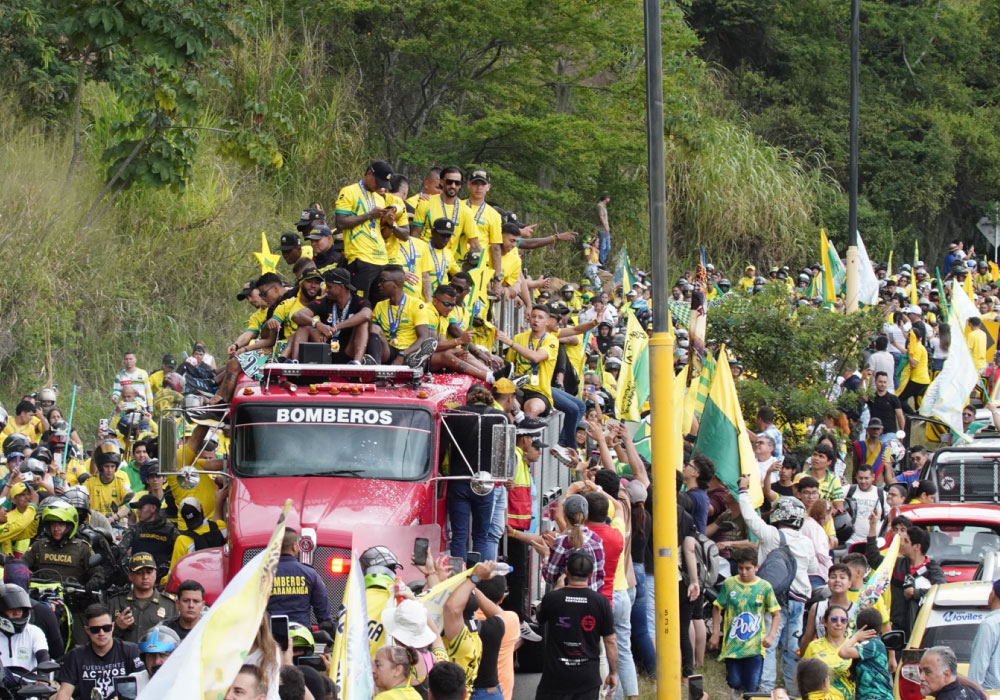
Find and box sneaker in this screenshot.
[495,362,515,380]
[184,404,230,428]
[347,360,361,365]
[519,621,542,643]
[405,339,438,371]
[550,444,576,467]
[362,354,378,366]
[512,374,531,389]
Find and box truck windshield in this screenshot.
[233,404,433,480]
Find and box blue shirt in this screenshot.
[266,554,332,626]
[968,607,1000,690]
[763,424,784,459]
[688,488,709,534]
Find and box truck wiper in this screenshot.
[308,469,364,477]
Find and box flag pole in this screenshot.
[644,0,681,693]
[845,0,861,312]
[61,385,78,470]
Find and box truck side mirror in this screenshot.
[881,630,905,651]
[490,423,516,481]
[159,412,179,476]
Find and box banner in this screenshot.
[615,310,650,421]
[331,555,373,700]
[140,501,291,699]
[920,311,978,444]
[613,245,638,299]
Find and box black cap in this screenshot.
[323,267,356,290]
[236,279,257,301]
[463,251,482,265]
[501,222,521,236]
[469,169,490,184]
[296,208,325,229]
[279,232,303,251]
[307,225,333,240]
[368,161,394,189]
[300,269,324,283]
[432,217,455,235]
[161,354,176,368]
[133,494,162,510]
[566,550,595,578]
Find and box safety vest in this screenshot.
[507,447,532,531]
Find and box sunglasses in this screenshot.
[88,624,113,634]
[439,300,456,308]
[443,179,462,186]
[828,616,848,623]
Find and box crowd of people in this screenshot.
[2,160,1000,700]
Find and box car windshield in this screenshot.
[233,404,433,480]
[925,524,1000,563]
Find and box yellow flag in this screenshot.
[910,241,919,305]
[820,229,836,304]
[964,269,975,302]
[887,250,893,279]
[616,310,650,421]
[990,261,999,283]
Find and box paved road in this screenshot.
[512,672,541,700]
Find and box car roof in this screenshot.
[900,503,1000,522]
[930,581,992,607]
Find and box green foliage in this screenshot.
[706,285,881,443]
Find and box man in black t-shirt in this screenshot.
[290,268,379,364]
[536,551,617,700]
[867,371,905,434]
[55,603,144,700]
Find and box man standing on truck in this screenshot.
[267,529,332,628]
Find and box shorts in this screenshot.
[520,388,552,416]
[237,350,269,381]
[387,346,403,364]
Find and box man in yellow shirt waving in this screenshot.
[497,305,560,419]
[335,161,410,301]
[370,265,437,369]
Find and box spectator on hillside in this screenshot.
[111,351,153,408]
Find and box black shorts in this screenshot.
[387,346,403,364]
[348,259,385,302]
[521,388,552,416]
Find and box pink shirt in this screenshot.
[801,517,833,580]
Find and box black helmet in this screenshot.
[560,284,574,294]
[32,446,53,465]
[63,486,91,512]
[3,434,30,458]
[611,333,626,347]
[359,545,403,578]
[0,584,32,634]
[94,440,122,467]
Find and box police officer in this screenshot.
[266,529,332,628]
[63,486,125,588]
[121,494,178,581]
[108,553,177,644]
[22,500,102,589]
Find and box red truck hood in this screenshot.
[230,476,432,548]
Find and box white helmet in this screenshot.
[771,496,806,530]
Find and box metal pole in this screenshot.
[644,0,681,694]
[845,0,861,311]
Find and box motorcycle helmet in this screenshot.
[290,622,315,654]
[63,486,91,513]
[359,545,403,578]
[31,446,53,465]
[37,388,57,409]
[718,279,731,291]
[833,510,855,546]
[770,496,806,530]
[41,499,79,541]
[22,458,47,479]
[0,584,32,634]
[139,625,180,654]
[3,434,30,459]
[94,440,122,467]
[117,410,144,438]
[163,372,186,394]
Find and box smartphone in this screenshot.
[114,676,139,700]
[270,614,290,651]
[688,675,703,700]
[294,655,327,672]
[413,537,429,567]
[98,418,110,433]
[466,551,481,568]
[448,556,465,575]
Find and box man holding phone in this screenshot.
[109,553,177,644]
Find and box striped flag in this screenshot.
[693,346,763,507]
[820,229,845,303]
[668,300,691,328]
[141,501,291,699]
[682,351,716,431]
[613,245,638,299]
[616,310,650,421]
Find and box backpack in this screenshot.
[845,484,886,524]
[758,530,797,605]
[692,532,720,590]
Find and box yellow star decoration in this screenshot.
[254,231,280,274]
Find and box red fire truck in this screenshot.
[161,363,569,630]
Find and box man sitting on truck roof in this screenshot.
[496,305,560,419]
[426,285,500,383]
[290,267,379,364]
[370,264,438,369]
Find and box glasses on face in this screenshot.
[829,616,848,624]
[443,179,462,186]
[88,624,113,634]
[439,300,456,308]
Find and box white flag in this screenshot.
[920,312,978,444]
[950,283,979,326]
[855,231,880,306]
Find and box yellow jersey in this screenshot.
[272,293,310,340]
[500,249,522,286]
[908,341,930,383]
[335,181,407,265]
[0,417,44,446]
[386,236,432,298]
[88,472,133,515]
[443,624,483,696]
[464,199,503,256]
[245,307,268,336]
[425,245,459,291]
[372,295,433,350]
[413,195,480,257]
[968,328,988,372]
[506,331,559,404]
[428,305,458,338]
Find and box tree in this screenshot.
[705,284,882,445]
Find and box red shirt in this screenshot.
[587,522,623,605]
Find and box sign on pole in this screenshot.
[977,206,1000,262]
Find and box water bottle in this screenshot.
[490,563,512,578]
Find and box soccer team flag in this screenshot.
[921,292,979,444]
[616,310,650,421]
[910,240,919,305]
[693,346,763,507]
[141,501,291,700]
[331,554,374,700]
[613,245,639,299]
[820,229,845,303]
[851,536,900,630]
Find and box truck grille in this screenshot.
[243,544,352,620]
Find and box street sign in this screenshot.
[977,216,998,247]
